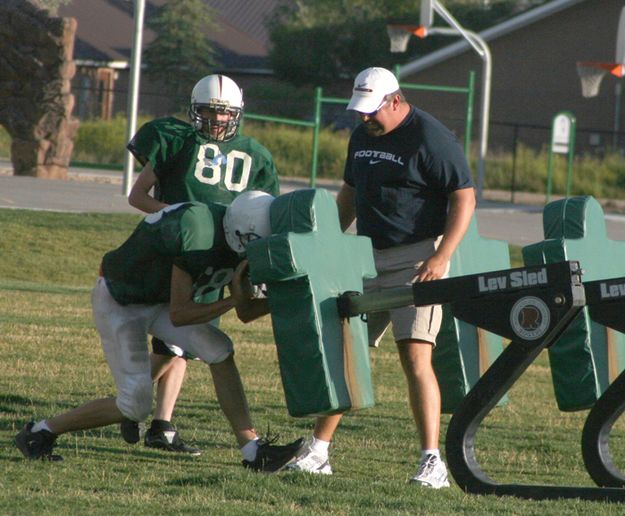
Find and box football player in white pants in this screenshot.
[15,192,303,472]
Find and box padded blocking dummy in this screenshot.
[523,196,625,410]
[246,188,376,417]
[434,217,510,413]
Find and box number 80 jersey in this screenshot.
[127,117,280,206]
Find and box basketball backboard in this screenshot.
[419,0,434,36]
[616,5,625,72]
[387,0,434,50]
[577,6,625,97]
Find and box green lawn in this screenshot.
[1,209,624,514]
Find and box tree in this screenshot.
[143,0,219,104]
[268,0,419,87]
[32,0,71,15]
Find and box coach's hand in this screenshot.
[415,253,449,282]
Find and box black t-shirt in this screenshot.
[343,106,474,249]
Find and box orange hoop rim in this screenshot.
[577,61,625,78]
[387,23,428,39]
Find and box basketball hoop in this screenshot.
[577,61,625,98]
[386,24,427,53]
[576,7,625,98]
[577,62,607,98]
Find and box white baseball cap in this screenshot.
[346,67,400,113]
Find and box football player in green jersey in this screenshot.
[127,74,279,208]
[126,75,281,454]
[15,192,304,472]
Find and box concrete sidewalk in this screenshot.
[0,160,328,215]
[3,159,625,247]
[0,157,541,212]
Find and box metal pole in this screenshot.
[310,87,322,187]
[433,2,485,58]
[546,147,554,204]
[464,71,475,159]
[471,32,491,202]
[566,116,576,197]
[122,0,145,197]
[614,82,622,150]
[510,124,518,203]
[428,26,491,202]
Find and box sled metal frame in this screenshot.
[339,261,625,502]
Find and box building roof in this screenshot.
[399,0,586,77]
[58,0,287,71]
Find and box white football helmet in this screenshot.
[223,191,274,253]
[189,74,243,141]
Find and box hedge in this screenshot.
[1,118,624,199]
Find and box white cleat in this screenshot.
[286,444,333,475]
[409,454,451,489]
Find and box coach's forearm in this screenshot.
[436,187,476,259]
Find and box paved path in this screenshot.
[2,160,625,247]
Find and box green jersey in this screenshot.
[101,202,240,306]
[127,117,280,205]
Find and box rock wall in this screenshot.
[0,0,79,178]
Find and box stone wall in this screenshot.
[0,0,79,178]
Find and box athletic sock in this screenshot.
[240,438,260,461]
[421,449,441,461]
[310,436,330,456]
[31,420,52,433]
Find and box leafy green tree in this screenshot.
[32,0,71,15]
[268,1,418,87]
[143,0,219,102]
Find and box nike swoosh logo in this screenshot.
[369,159,382,165]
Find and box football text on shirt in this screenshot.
[354,150,405,166]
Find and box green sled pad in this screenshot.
[523,196,625,411]
[433,217,510,413]
[247,188,377,417]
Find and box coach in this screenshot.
[289,67,475,488]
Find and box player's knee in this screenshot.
[116,377,153,421]
[208,342,234,364]
[186,327,234,364]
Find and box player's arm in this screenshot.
[169,261,268,326]
[415,187,476,281]
[229,260,270,323]
[128,162,168,214]
[169,264,239,327]
[336,182,356,232]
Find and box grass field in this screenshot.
[1,208,625,515]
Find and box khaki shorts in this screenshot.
[365,237,448,347]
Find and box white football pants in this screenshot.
[91,277,233,422]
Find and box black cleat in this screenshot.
[15,422,63,461]
[242,436,305,473]
[144,427,202,456]
[120,417,142,444]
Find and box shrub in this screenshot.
[0,126,10,156]
[480,144,625,199]
[72,114,152,165]
[242,121,348,179]
[0,120,623,196]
